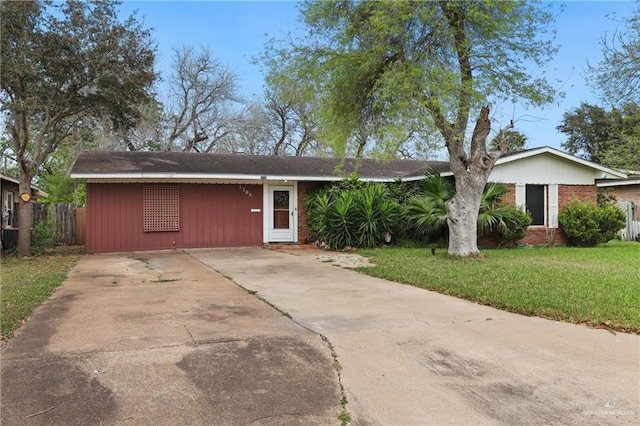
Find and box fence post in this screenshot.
[619,201,639,241]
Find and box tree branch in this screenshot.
[440,1,472,137]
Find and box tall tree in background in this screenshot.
[557,103,613,164]
[258,49,325,157]
[588,0,640,103]
[558,102,640,170]
[215,101,273,155]
[162,46,241,152]
[489,130,527,155]
[265,0,560,256]
[1,0,156,255]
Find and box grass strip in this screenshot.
[358,241,640,334]
[1,246,84,340]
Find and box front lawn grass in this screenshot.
[358,241,640,334]
[1,246,84,341]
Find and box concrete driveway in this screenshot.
[1,251,341,425]
[191,248,640,426]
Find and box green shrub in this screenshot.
[305,181,400,250]
[356,184,400,248]
[597,204,627,242]
[559,200,626,247]
[495,204,532,246]
[326,190,358,249]
[305,190,331,242]
[31,219,54,256]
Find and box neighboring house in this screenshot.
[1,172,48,249]
[597,174,640,241]
[597,175,640,220]
[70,147,625,253]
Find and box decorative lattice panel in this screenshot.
[143,185,180,232]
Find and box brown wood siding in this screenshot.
[86,183,263,253]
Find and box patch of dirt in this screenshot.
[272,247,375,268]
[315,253,375,268]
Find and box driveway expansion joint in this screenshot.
[188,250,352,424]
[279,315,352,424]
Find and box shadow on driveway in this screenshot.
[1,251,341,425]
[192,247,640,426]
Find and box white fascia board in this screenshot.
[262,175,415,182]
[71,172,418,183]
[494,146,549,164]
[597,178,640,187]
[71,173,262,180]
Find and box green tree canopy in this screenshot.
[263,0,561,255]
[588,0,640,103]
[1,0,157,255]
[557,102,640,170]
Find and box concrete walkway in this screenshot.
[191,248,640,426]
[1,251,341,425]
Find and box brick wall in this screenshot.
[610,185,640,219]
[493,183,598,209]
[489,183,597,246]
[502,183,516,204]
[518,227,567,246]
[558,184,597,207]
[527,184,596,246]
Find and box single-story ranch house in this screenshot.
[70,147,627,254]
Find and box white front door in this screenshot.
[268,186,295,242]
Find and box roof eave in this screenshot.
[596,178,640,187]
[71,172,421,183]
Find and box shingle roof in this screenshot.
[70,151,448,181]
[0,172,48,198]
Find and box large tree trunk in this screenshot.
[445,172,486,256]
[17,172,33,256]
[444,106,507,256]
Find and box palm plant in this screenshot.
[326,190,358,249]
[477,182,511,235]
[407,176,529,245]
[305,190,332,242]
[356,184,400,248]
[406,173,455,240]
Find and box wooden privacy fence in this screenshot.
[50,203,86,245]
[52,203,77,245]
[2,202,85,250]
[619,201,639,242]
[33,203,48,223]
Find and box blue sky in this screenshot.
[118,0,638,154]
